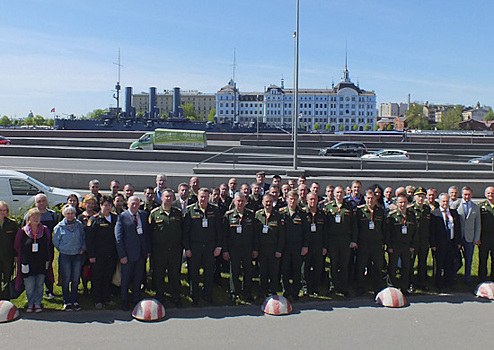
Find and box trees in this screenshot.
[484,109,494,121]
[182,103,198,120]
[314,123,320,130]
[405,102,431,130]
[437,105,463,130]
[353,124,359,131]
[325,123,331,131]
[86,109,108,120]
[208,108,216,122]
[0,116,11,127]
[364,124,371,131]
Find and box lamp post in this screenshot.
[293,0,300,170]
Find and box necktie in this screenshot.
[133,213,138,226]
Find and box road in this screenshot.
[1,293,492,349]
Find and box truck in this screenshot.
[129,128,207,150]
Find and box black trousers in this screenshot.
[153,247,183,302]
[281,250,303,297]
[304,244,324,293]
[356,242,385,292]
[188,244,215,300]
[258,245,281,295]
[228,246,253,296]
[91,254,117,303]
[328,236,351,292]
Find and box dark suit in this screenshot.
[172,198,194,216]
[115,209,151,304]
[430,208,461,289]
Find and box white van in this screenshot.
[0,170,81,215]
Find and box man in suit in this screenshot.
[115,196,151,310]
[456,186,481,286]
[431,193,461,290]
[172,182,194,216]
[478,186,494,282]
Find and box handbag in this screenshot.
[8,263,25,299]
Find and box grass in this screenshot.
[10,246,489,311]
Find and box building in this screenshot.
[462,102,491,121]
[133,90,216,120]
[378,102,408,118]
[216,63,377,131]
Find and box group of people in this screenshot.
[1,171,493,312]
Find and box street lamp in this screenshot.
[293,0,299,170]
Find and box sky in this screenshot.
[1,0,493,118]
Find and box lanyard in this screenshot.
[369,207,374,221]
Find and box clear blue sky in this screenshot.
[1,0,492,118]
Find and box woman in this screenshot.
[53,205,86,311]
[113,193,125,215]
[14,208,53,313]
[86,196,118,309]
[372,184,385,209]
[67,194,82,217]
[0,201,18,300]
[78,194,98,226]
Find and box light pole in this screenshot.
[293,0,300,170]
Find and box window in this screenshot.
[10,179,40,196]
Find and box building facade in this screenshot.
[216,65,377,131]
[378,102,409,118]
[133,90,216,120]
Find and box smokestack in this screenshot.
[149,87,157,119]
[125,87,134,118]
[173,87,181,118]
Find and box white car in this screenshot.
[361,149,409,160]
[0,170,81,215]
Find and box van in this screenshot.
[129,128,207,150]
[0,170,81,215]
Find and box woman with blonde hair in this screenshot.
[14,208,53,312]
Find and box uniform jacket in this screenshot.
[148,206,183,249]
[223,208,258,252]
[279,206,309,251]
[355,204,385,245]
[255,208,285,252]
[479,200,494,239]
[183,203,222,250]
[385,208,417,250]
[86,212,118,258]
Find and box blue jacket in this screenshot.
[115,209,151,262]
[52,219,86,255]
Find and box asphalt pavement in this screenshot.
[1,293,492,349]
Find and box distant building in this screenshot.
[462,102,491,121]
[216,62,376,131]
[378,102,408,118]
[133,90,216,120]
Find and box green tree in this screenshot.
[437,105,463,130]
[353,124,358,131]
[208,108,216,122]
[375,124,380,131]
[484,110,494,121]
[46,119,55,127]
[364,124,371,131]
[23,116,34,126]
[314,123,320,130]
[325,123,331,131]
[339,125,344,131]
[386,124,393,131]
[405,102,431,130]
[0,116,11,126]
[34,115,46,126]
[182,103,198,120]
[85,109,108,120]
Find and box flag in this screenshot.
[51,108,55,113]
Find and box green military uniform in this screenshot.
[183,203,222,303]
[325,200,357,294]
[479,200,494,281]
[386,208,417,291]
[355,204,386,293]
[255,208,285,296]
[0,218,18,299]
[410,203,432,288]
[223,208,258,299]
[304,208,328,295]
[279,206,309,299]
[149,205,183,304]
[140,200,160,214]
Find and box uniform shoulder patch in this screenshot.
[186,203,195,209]
[357,204,365,209]
[279,207,288,213]
[225,209,234,215]
[150,207,160,214]
[388,210,397,215]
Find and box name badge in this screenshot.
[262,225,269,234]
[32,243,39,253]
[335,214,341,223]
[402,225,407,234]
[311,223,317,232]
[202,218,208,228]
[369,221,375,230]
[236,225,242,234]
[137,226,143,235]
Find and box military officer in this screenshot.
[304,192,328,296]
[410,187,432,290]
[325,186,357,296]
[386,193,417,293]
[183,188,222,305]
[223,193,258,301]
[148,189,184,306]
[355,189,386,294]
[279,190,309,300]
[255,194,285,298]
[478,186,494,282]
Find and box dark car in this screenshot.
[468,153,493,164]
[318,142,368,157]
